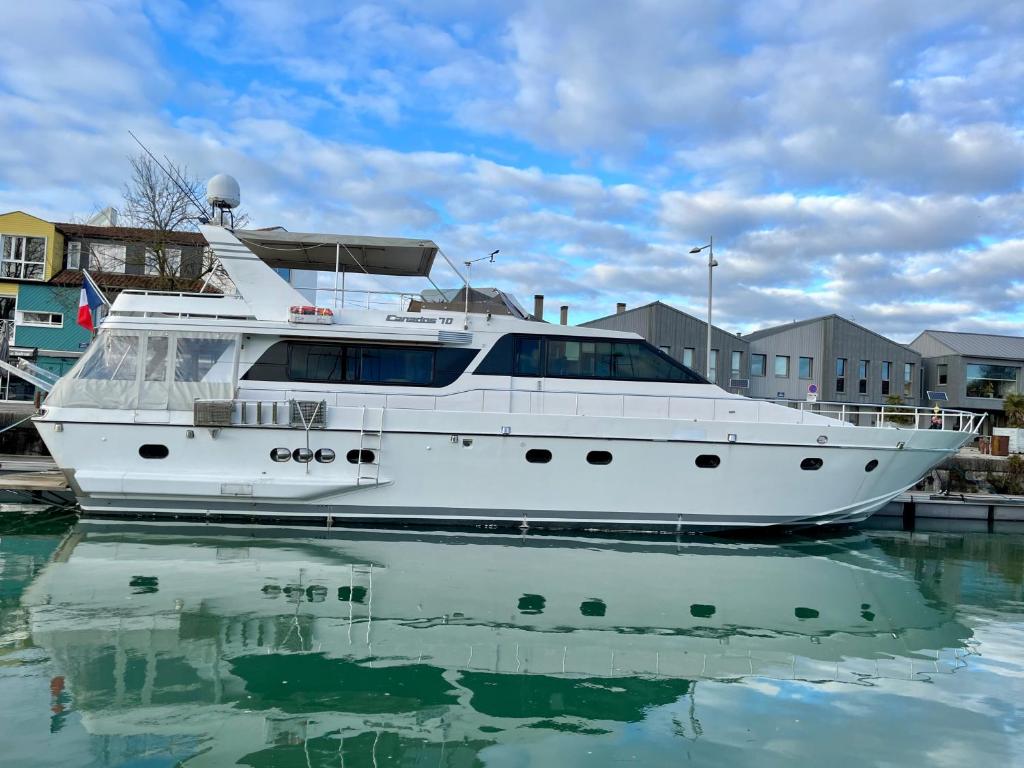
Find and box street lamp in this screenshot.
[463,249,499,329]
[689,237,717,381]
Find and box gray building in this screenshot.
[744,315,922,406]
[580,301,750,388]
[910,330,1024,429]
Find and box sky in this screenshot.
[0,0,1022,341]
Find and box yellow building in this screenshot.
[0,211,64,319]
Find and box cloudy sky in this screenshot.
[1,0,1022,339]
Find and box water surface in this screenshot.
[1,514,1022,766]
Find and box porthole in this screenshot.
[586,450,613,465]
[293,447,314,463]
[346,449,375,464]
[270,447,291,462]
[695,454,720,469]
[139,444,169,459]
[315,448,336,464]
[800,457,823,471]
[526,449,552,464]
[865,459,879,472]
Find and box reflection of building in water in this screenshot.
[22,524,978,766]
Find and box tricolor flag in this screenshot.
[76,271,108,332]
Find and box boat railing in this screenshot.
[120,289,225,299]
[317,288,424,311]
[216,388,984,434]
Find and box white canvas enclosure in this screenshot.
[46,329,239,410]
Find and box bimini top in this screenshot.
[234,229,438,277]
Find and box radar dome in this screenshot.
[206,174,240,209]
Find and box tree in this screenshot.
[883,394,915,426]
[1004,392,1024,428]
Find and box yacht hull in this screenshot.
[38,415,969,531]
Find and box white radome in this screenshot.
[206,173,240,209]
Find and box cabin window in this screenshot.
[76,334,139,381]
[586,450,613,465]
[293,447,313,463]
[800,458,823,470]
[138,444,168,459]
[526,448,552,464]
[270,447,291,462]
[144,336,169,381]
[175,337,235,382]
[315,448,336,463]
[244,341,475,388]
[347,449,375,464]
[695,454,720,468]
[474,334,706,383]
[865,459,878,472]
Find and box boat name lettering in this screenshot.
[385,315,453,325]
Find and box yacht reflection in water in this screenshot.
[23,523,974,766]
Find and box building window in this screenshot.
[658,345,671,355]
[858,360,869,394]
[937,364,948,385]
[683,347,695,368]
[751,354,766,377]
[774,355,790,377]
[88,242,127,272]
[835,358,846,393]
[0,235,46,280]
[17,311,62,327]
[965,364,1019,399]
[881,361,891,395]
[709,349,718,381]
[145,247,182,276]
[731,351,743,378]
[799,356,813,379]
[903,363,914,396]
[67,241,82,269]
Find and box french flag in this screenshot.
[76,271,107,332]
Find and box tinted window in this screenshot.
[526,449,552,463]
[475,334,707,384]
[244,342,476,388]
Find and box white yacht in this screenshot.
[35,208,982,529]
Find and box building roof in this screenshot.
[54,222,207,247]
[913,330,1024,360]
[49,269,217,294]
[744,313,913,350]
[581,301,745,340]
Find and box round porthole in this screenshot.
[586,450,613,465]
[293,447,314,463]
[139,444,169,459]
[270,447,291,462]
[526,449,552,464]
[865,459,879,472]
[800,457,824,470]
[315,448,336,464]
[695,454,720,468]
[346,449,375,464]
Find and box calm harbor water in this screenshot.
[1,514,1022,766]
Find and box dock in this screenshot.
[0,454,73,506]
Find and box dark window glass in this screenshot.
[586,450,613,465]
[695,454,720,468]
[139,444,168,459]
[751,354,766,377]
[526,448,552,463]
[800,457,823,470]
[346,449,375,464]
[293,447,313,463]
[865,459,878,472]
[270,447,291,462]
[315,448,336,463]
[244,341,475,388]
[515,336,543,376]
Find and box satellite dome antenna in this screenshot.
[206,174,240,228]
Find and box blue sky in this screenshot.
[0,0,1022,340]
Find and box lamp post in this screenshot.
[463,249,499,329]
[689,237,717,381]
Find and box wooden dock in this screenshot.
[0,456,73,505]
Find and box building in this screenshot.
[580,301,750,388]
[910,330,1024,429]
[743,315,922,408]
[0,212,67,320]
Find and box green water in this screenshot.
[1,514,1022,766]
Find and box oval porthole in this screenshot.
[800,457,824,471]
[865,459,879,472]
[587,450,613,465]
[270,447,291,462]
[315,448,336,464]
[695,454,720,469]
[346,449,375,464]
[139,444,168,459]
[293,447,314,463]
[526,449,552,464]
